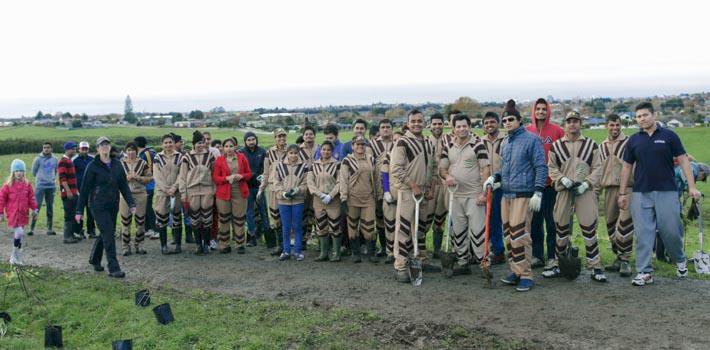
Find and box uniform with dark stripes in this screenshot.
[600,134,634,261]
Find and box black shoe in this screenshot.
[135,248,147,255]
[247,237,257,247]
[237,246,246,254]
[92,264,104,272]
[375,248,387,258]
[88,233,97,239]
[161,246,170,255]
[270,247,283,256]
[27,231,34,236]
[47,230,56,236]
[173,245,182,254]
[108,271,125,278]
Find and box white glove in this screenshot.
[383,192,393,203]
[529,191,542,212]
[483,176,501,190]
[282,192,290,199]
[256,190,263,200]
[560,177,574,189]
[318,192,327,200]
[576,182,589,195]
[256,175,264,183]
[322,195,332,205]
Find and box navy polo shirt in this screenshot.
[623,125,686,192]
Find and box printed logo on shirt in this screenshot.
[654,140,666,144]
[542,136,553,144]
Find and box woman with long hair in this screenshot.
[213,137,252,254]
[274,144,309,261]
[306,141,342,261]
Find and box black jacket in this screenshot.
[77,157,135,214]
[239,145,267,189]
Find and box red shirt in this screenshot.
[58,155,78,198]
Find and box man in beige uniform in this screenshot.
[439,114,490,275]
[391,109,439,282]
[481,111,507,264]
[370,119,394,259]
[153,134,183,254]
[599,114,633,276]
[257,128,288,256]
[425,113,448,259]
[542,111,607,282]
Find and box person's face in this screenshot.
[407,113,424,135]
[353,123,366,137]
[606,121,621,139]
[535,103,548,120]
[448,114,457,128]
[698,170,707,182]
[287,149,299,163]
[379,123,392,138]
[483,118,499,135]
[79,147,89,155]
[13,171,24,180]
[194,140,205,152]
[303,130,315,143]
[353,141,366,155]
[203,134,212,145]
[246,136,257,148]
[430,118,444,137]
[223,141,235,155]
[42,144,52,154]
[175,140,183,150]
[215,143,223,153]
[126,148,137,159]
[320,145,333,160]
[276,134,287,146]
[635,108,655,130]
[66,147,76,157]
[566,119,582,135]
[502,115,520,131]
[162,138,175,152]
[324,133,337,143]
[454,120,470,139]
[98,142,111,156]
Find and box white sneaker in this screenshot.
[544,258,558,271]
[632,273,654,286]
[677,261,688,278]
[209,240,218,250]
[9,248,22,265]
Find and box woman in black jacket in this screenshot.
[76,136,136,278]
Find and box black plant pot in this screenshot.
[112,339,133,350]
[152,303,174,325]
[0,311,11,323]
[44,325,63,348]
[135,289,150,307]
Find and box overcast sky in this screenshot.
[1,0,708,117]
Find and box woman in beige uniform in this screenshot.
[119,142,152,256]
[307,141,342,262]
[179,130,216,255]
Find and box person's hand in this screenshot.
[126,174,134,181]
[233,174,243,181]
[130,207,137,215]
[411,183,423,197]
[282,191,290,199]
[322,194,332,205]
[444,175,457,187]
[576,182,589,195]
[288,188,299,197]
[425,190,434,200]
[617,193,629,210]
[529,191,542,212]
[256,190,263,200]
[689,187,702,201]
[341,196,347,203]
[256,175,265,183]
[483,176,500,190]
[476,193,486,206]
[226,174,235,184]
[560,177,574,189]
[75,214,82,223]
[383,191,393,203]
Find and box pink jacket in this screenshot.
[0,180,38,228]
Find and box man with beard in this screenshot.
[240,132,270,247]
[424,113,448,259]
[370,119,394,259]
[481,112,506,264]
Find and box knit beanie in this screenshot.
[502,99,521,119]
[192,130,204,145]
[10,159,26,173]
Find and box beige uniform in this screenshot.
[178,150,215,229]
[340,153,377,240]
[391,131,437,270]
[482,132,505,175]
[215,156,249,250]
[259,145,287,229]
[548,135,603,269]
[600,134,633,261]
[307,158,341,237]
[119,157,152,251]
[371,137,395,254]
[440,136,490,265]
[425,134,448,234]
[299,144,318,238]
[153,151,182,230]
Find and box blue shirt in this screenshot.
[315,139,345,161]
[623,125,686,193]
[339,139,370,160]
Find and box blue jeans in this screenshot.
[631,191,686,273]
[489,189,504,255]
[247,187,270,235]
[531,186,556,260]
[279,203,304,255]
[34,187,55,230]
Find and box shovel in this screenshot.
[558,182,582,280]
[481,187,493,287]
[407,193,425,287]
[693,197,710,274]
[440,185,458,277]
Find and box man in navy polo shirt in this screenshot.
[618,102,701,286]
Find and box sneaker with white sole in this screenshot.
[677,261,688,278]
[542,267,561,278]
[544,258,558,271]
[9,248,22,265]
[632,273,654,286]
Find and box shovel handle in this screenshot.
[484,187,492,263]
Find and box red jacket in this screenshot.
[213,153,252,200]
[0,180,39,228]
[526,100,564,186]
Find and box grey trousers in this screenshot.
[630,191,686,273]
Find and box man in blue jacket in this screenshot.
[239,131,271,247]
[30,142,59,236]
[73,141,96,238]
[484,100,547,292]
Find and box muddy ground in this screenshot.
[3,233,710,349]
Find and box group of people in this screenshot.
[0,99,705,290]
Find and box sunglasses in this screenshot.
[502,117,517,123]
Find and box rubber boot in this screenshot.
[367,239,379,263]
[202,228,211,254]
[271,227,283,256]
[173,227,182,254]
[63,221,78,243]
[376,228,387,257]
[185,225,195,244]
[351,237,361,263]
[315,236,330,261]
[263,227,276,249]
[159,227,169,254]
[330,235,342,262]
[432,229,443,259]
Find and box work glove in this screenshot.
[529,191,543,212]
[318,192,327,200]
[256,190,263,200]
[560,177,574,189]
[256,174,264,183]
[287,188,299,197]
[383,191,393,203]
[282,192,291,199]
[576,182,589,195]
[322,194,332,205]
[483,175,501,191]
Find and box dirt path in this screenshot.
[5,233,710,349]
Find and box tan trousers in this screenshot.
[313,198,341,237]
[424,183,448,233]
[553,190,602,269]
[189,194,214,229]
[383,200,397,256]
[120,192,147,250]
[450,196,486,264]
[501,197,533,279]
[154,192,182,229]
[604,187,633,261]
[267,189,281,229]
[216,192,248,249]
[347,202,376,241]
[393,191,430,270]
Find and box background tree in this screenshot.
[445,96,481,117]
[189,110,204,120]
[124,95,137,123]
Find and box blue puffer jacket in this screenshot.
[498,126,548,198]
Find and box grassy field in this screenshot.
[0,125,708,280]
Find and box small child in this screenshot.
[0,159,39,265]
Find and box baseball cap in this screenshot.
[79,141,90,149]
[96,136,111,146]
[273,128,287,136]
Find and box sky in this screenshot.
[0,0,709,117]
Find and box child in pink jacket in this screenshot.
[0,159,39,265]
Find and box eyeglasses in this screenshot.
[502,117,516,123]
